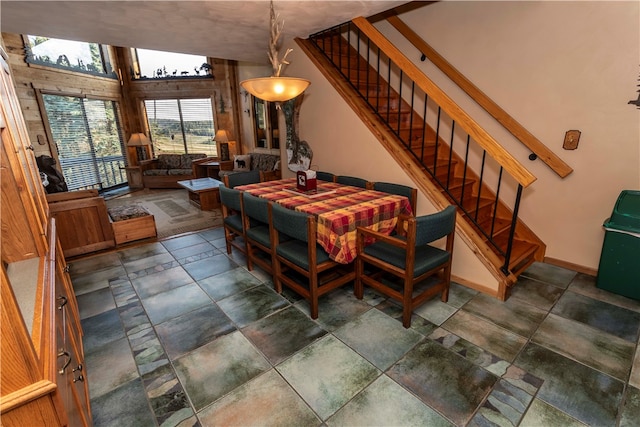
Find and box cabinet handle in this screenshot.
[57,295,68,310]
[26,145,35,151]
[73,374,84,383]
[72,364,83,372]
[63,265,70,273]
[58,350,71,374]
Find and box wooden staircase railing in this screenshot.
[386,14,573,179]
[300,17,547,295]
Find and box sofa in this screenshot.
[139,153,213,188]
[218,152,282,182]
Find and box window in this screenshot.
[25,35,114,77]
[132,48,212,79]
[41,94,126,191]
[253,97,280,150]
[144,98,217,156]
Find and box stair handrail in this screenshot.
[352,16,536,189]
[386,14,573,179]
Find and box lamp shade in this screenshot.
[214,129,229,143]
[240,76,310,103]
[128,133,151,146]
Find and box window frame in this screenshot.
[252,96,280,151]
[130,48,213,81]
[142,97,218,157]
[36,90,128,191]
[23,35,117,78]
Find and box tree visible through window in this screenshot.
[133,48,212,79]
[42,94,126,191]
[25,35,113,76]
[144,98,217,156]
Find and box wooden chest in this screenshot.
[108,205,157,245]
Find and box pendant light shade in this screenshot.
[241,0,310,103]
[241,76,310,103]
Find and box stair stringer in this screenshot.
[297,37,520,299]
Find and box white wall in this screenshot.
[239,0,639,290]
[386,1,640,270]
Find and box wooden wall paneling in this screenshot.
[3,32,122,161]
[228,59,244,150]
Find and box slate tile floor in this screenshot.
[69,227,640,426]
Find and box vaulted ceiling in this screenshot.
[1,1,410,64]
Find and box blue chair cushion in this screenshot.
[246,225,271,247]
[364,241,450,277]
[277,240,331,270]
[224,214,244,234]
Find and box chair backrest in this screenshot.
[336,175,369,188]
[224,170,261,188]
[373,182,418,213]
[316,171,336,182]
[219,185,242,212]
[271,203,311,243]
[242,192,269,224]
[415,205,456,246]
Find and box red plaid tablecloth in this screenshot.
[236,178,413,263]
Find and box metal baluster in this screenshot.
[461,135,471,205]
[491,167,504,242]
[475,151,487,223]
[502,185,523,274]
[446,121,455,191]
[434,107,441,177]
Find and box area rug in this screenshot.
[105,188,222,239]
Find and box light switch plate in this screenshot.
[563,130,581,150]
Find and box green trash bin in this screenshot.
[596,190,640,300]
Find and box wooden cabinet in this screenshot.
[1,222,92,426]
[1,47,48,263]
[0,47,92,426]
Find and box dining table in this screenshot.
[234,177,414,264]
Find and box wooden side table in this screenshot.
[194,160,222,179]
[125,166,144,189]
[177,177,222,211]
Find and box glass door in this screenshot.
[42,94,127,191]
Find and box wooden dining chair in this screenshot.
[242,192,276,274]
[223,170,261,188]
[372,182,418,214]
[336,175,369,189]
[355,205,456,328]
[270,202,355,319]
[316,171,336,182]
[219,185,247,256]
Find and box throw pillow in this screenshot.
[233,154,251,172]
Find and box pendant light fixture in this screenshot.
[240,0,310,102]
